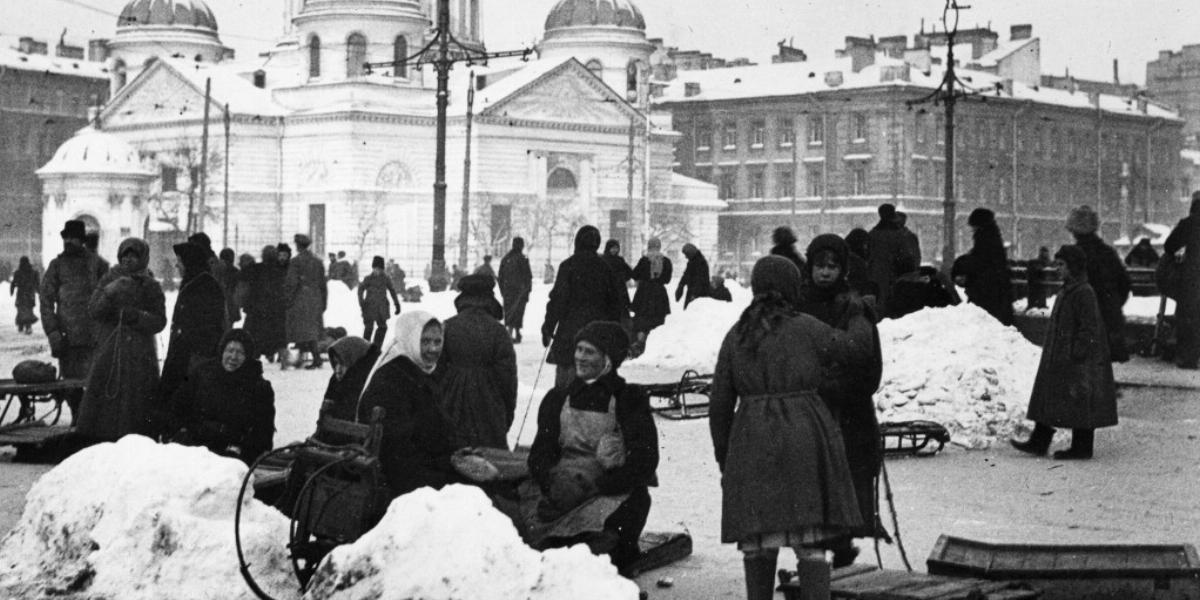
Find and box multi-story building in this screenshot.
[0,36,109,262]
[1147,44,1200,150]
[658,27,1185,275]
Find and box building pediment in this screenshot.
[477,59,641,129]
[101,60,225,129]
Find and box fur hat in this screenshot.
[187,232,212,250]
[1054,244,1087,277]
[276,242,292,256]
[173,242,210,271]
[1065,205,1099,235]
[60,220,86,241]
[878,203,897,220]
[372,255,385,269]
[968,207,995,228]
[293,233,312,248]
[574,321,630,368]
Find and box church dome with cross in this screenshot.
[540,0,654,103]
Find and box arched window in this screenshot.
[585,59,603,78]
[113,59,127,90]
[253,70,266,88]
[346,33,367,78]
[393,36,408,78]
[626,60,639,98]
[547,168,577,193]
[308,35,321,78]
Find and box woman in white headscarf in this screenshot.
[357,311,463,497]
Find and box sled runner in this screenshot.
[643,370,712,420]
[879,420,951,456]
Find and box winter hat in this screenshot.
[681,242,698,258]
[328,335,371,369]
[878,203,897,221]
[219,248,235,262]
[60,220,86,241]
[293,233,312,248]
[1065,205,1099,235]
[276,242,292,256]
[188,232,213,251]
[772,226,798,248]
[751,255,803,306]
[116,238,150,273]
[573,225,601,253]
[968,207,995,228]
[845,228,870,258]
[218,328,257,363]
[372,255,385,269]
[804,233,849,277]
[605,239,621,254]
[574,321,630,368]
[1054,244,1088,277]
[173,242,210,271]
[455,273,503,319]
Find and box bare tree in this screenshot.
[647,206,695,254]
[144,140,222,234]
[350,192,389,265]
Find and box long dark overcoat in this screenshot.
[160,272,226,400]
[1026,280,1118,429]
[1165,211,1200,366]
[241,261,288,356]
[1075,233,1131,361]
[710,313,865,544]
[676,252,712,307]
[630,256,672,334]
[40,245,107,353]
[285,249,327,344]
[497,249,532,329]
[866,220,910,310]
[171,357,275,464]
[542,248,625,366]
[437,297,518,449]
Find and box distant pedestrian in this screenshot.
[237,253,255,272]
[844,228,877,299]
[951,208,1014,326]
[0,259,11,283]
[450,263,467,290]
[867,203,913,312]
[40,220,107,418]
[437,274,517,449]
[83,231,111,275]
[76,238,166,442]
[498,237,533,343]
[358,256,401,346]
[474,255,496,281]
[895,211,922,267]
[386,259,406,294]
[11,256,39,334]
[1164,192,1200,369]
[1124,237,1160,268]
[1025,247,1052,310]
[285,234,327,369]
[770,226,805,273]
[543,259,556,284]
[327,253,340,281]
[241,245,288,362]
[160,241,227,408]
[675,243,712,308]
[276,243,292,269]
[1066,205,1132,362]
[542,225,627,389]
[603,239,635,285]
[336,251,358,290]
[710,276,733,302]
[630,237,672,344]
[887,256,959,319]
[1011,245,1117,460]
[216,248,241,324]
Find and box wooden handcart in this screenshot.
[0,378,85,461]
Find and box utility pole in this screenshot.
[364,0,531,291]
[907,0,972,271]
[459,72,475,270]
[223,102,230,247]
[198,77,211,235]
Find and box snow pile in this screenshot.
[626,289,753,373]
[0,436,297,600]
[874,303,1041,448]
[304,485,638,600]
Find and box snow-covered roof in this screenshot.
[656,57,1180,121]
[37,127,156,177]
[971,37,1037,68]
[0,41,108,79]
[1115,223,1172,246]
[1183,149,1200,167]
[155,58,288,116]
[462,58,574,113]
[659,172,725,209]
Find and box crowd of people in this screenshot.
[9,190,1200,595]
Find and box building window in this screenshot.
[695,121,712,152]
[722,122,737,149]
[626,60,640,99]
[346,33,367,78]
[935,114,945,145]
[914,167,925,195]
[806,165,823,197]
[308,36,321,79]
[915,112,926,144]
[751,120,766,148]
[114,59,128,89]
[852,112,869,142]
[749,169,765,198]
[393,36,408,78]
[851,166,867,195]
[719,172,736,199]
[777,167,794,197]
[161,166,178,192]
[779,117,794,146]
[808,115,824,145]
[585,59,603,77]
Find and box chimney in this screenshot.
[1112,58,1120,85]
[824,71,844,87]
[19,37,49,55]
[88,39,109,62]
[1137,98,1148,114]
[684,82,701,97]
[56,43,84,59]
[253,70,266,88]
[878,35,908,59]
[1002,78,1014,96]
[1010,24,1032,41]
[844,36,876,72]
[880,64,911,82]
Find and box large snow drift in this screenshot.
[305,485,638,600]
[0,436,296,600]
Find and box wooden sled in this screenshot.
[779,563,1039,600]
[626,530,693,577]
[880,420,951,456]
[644,370,712,420]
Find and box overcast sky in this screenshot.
[7,0,1199,86]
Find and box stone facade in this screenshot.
[1147,44,1200,151]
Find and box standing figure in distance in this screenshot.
[241,245,288,363]
[159,241,227,416]
[358,256,401,346]
[285,234,328,369]
[630,238,673,350]
[1164,192,1200,369]
[1065,205,1132,362]
[498,237,533,343]
[11,256,39,334]
[675,243,712,309]
[951,208,1014,326]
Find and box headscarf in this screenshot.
[16,256,32,275]
[573,225,601,254]
[217,328,257,366]
[735,255,802,351]
[174,241,211,279]
[113,238,151,276]
[360,311,441,403]
[328,335,371,370]
[645,237,664,279]
[604,239,621,256]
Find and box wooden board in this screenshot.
[627,531,692,576]
[779,564,1039,600]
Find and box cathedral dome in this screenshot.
[37,129,153,177]
[544,0,645,32]
[117,0,219,32]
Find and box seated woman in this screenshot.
[357,311,463,497]
[524,321,659,575]
[170,329,275,465]
[311,335,382,445]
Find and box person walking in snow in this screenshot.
[630,237,672,348]
[770,226,806,273]
[240,245,288,363]
[285,234,327,369]
[216,248,241,324]
[603,239,635,286]
[1065,205,1132,362]
[76,238,166,441]
[1025,247,1052,310]
[498,237,533,343]
[474,255,496,281]
[675,243,712,309]
[951,208,1014,326]
[1164,192,1200,369]
[159,241,228,414]
[710,255,870,600]
[358,256,401,346]
[11,256,39,334]
[1011,245,1118,460]
[796,234,885,567]
[437,274,517,449]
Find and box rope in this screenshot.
[513,340,552,447]
[98,310,127,402]
[880,459,913,571]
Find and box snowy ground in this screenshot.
[1,281,1199,599]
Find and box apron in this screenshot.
[519,393,630,547]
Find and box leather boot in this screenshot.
[793,551,831,600]
[1011,422,1054,456]
[1054,429,1094,459]
[743,552,778,600]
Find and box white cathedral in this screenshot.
[36,0,722,276]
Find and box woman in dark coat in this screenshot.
[160,241,227,405]
[952,208,1014,326]
[497,237,533,343]
[437,274,518,449]
[318,336,380,426]
[675,243,712,308]
[76,238,167,441]
[524,321,658,575]
[770,226,806,272]
[1066,205,1132,362]
[630,237,672,343]
[603,239,635,285]
[542,225,626,389]
[241,245,288,363]
[1164,193,1200,369]
[357,311,463,497]
[796,234,884,567]
[11,256,39,333]
[710,255,869,600]
[169,329,275,465]
[1012,245,1117,459]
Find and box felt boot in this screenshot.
[1011,422,1054,456]
[743,552,778,600]
[792,551,831,600]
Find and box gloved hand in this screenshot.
[104,276,136,299]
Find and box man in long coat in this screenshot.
[866,204,915,315]
[159,241,227,407]
[286,234,327,369]
[1165,193,1200,369]
[497,237,532,343]
[1066,205,1131,362]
